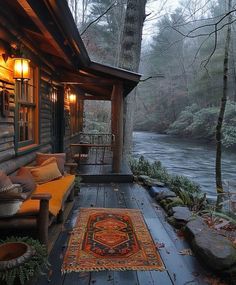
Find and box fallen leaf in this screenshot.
[214,220,230,230]
[176,230,185,239]
[156,242,165,249]
[113,188,119,192]
[179,248,193,256]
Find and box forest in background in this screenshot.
[67,0,236,148]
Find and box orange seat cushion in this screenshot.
[18,175,75,216]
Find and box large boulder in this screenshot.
[185,218,236,273]
[192,230,236,271]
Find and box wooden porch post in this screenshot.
[57,86,65,152]
[111,82,124,173]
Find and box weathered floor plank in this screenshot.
[35,182,211,285]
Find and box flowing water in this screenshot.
[132,131,236,197]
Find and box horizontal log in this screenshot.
[0,137,13,144]
[40,124,51,130]
[40,131,51,138]
[0,141,14,152]
[0,144,51,174]
[0,125,14,139]
[41,138,51,144]
[0,148,15,163]
[0,117,14,124]
[9,103,16,110]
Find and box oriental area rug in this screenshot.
[62,208,165,272]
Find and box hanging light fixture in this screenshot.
[13,58,30,81]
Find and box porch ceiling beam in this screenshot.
[0,8,56,74]
[75,85,112,98]
[17,0,73,65]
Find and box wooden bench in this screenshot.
[0,164,75,246]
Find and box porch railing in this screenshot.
[70,133,115,165]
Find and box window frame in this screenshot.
[15,64,39,153]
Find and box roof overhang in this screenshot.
[3,0,141,98]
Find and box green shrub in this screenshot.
[130,156,206,210]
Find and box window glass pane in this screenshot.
[16,65,37,147]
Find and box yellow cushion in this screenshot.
[18,175,75,216]
[30,162,62,184]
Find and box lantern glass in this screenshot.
[13,58,30,81]
[69,94,76,103]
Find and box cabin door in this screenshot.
[50,87,63,152]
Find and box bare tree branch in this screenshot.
[81,1,117,36]
[140,74,165,82]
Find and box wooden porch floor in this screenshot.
[36,183,215,285]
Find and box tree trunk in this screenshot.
[215,0,232,202]
[118,0,147,159]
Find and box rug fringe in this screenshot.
[61,265,165,274]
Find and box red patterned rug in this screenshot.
[62,208,165,272]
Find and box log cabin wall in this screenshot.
[0,36,79,174]
[0,54,53,174]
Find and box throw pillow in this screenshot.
[10,167,36,196]
[36,153,66,175]
[40,157,57,166]
[30,161,62,184]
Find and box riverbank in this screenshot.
[130,156,236,284]
[132,132,236,197]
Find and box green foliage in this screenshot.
[186,107,218,139]
[130,156,206,210]
[222,126,236,147]
[167,101,236,147]
[167,104,199,135]
[177,188,206,211]
[0,236,48,285]
[129,156,170,183]
[167,175,201,194]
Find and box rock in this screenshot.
[172,206,193,223]
[192,230,236,271]
[144,178,165,187]
[138,175,165,187]
[155,188,176,201]
[138,175,150,182]
[185,218,236,273]
[148,186,169,197]
[185,217,208,241]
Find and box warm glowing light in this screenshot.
[69,93,76,103]
[13,58,30,81]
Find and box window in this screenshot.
[15,65,39,151]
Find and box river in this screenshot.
[132,132,236,197]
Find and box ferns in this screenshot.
[0,236,48,285]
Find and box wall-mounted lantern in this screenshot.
[13,58,30,81]
[69,93,76,103]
